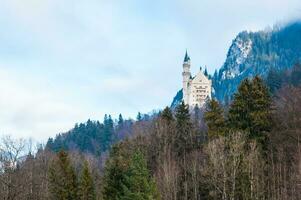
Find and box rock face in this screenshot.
[171,22,301,107]
[213,22,301,103]
[171,89,183,109]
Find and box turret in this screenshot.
[182,50,191,104]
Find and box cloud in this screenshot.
[0,68,85,141]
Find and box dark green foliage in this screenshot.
[136,112,142,121]
[204,99,226,138]
[265,62,301,94]
[228,78,253,132]
[228,76,272,146]
[46,118,115,156]
[118,114,124,126]
[102,144,159,200]
[160,106,173,122]
[175,102,191,131]
[250,76,273,138]
[78,161,96,200]
[174,101,193,156]
[102,143,130,200]
[204,67,209,77]
[266,68,282,93]
[103,114,115,150]
[48,150,78,200]
[121,151,159,200]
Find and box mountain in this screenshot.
[213,21,301,103]
[171,89,183,109]
[171,21,301,106]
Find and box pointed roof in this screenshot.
[191,70,211,84]
[184,50,190,62]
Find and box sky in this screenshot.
[0,0,301,142]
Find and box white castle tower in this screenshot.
[182,51,212,108]
[182,50,191,104]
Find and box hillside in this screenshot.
[46,115,134,156]
[213,21,301,103]
[171,21,301,106]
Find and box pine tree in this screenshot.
[204,99,226,138]
[250,76,272,144]
[204,67,209,77]
[102,114,114,151]
[174,101,193,156]
[160,106,173,122]
[118,114,124,127]
[266,68,282,93]
[122,151,159,200]
[102,143,129,200]
[228,76,272,147]
[228,78,253,132]
[136,112,142,121]
[48,150,78,200]
[174,102,195,199]
[102,144,159,200]
[78,161,96,200]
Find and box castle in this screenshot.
[182,51,212,108]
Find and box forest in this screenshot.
[0,64,301,200]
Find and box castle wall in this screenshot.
[188,78,211,107]
[182,53,211,108]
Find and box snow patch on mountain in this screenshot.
[235,38,252,64]
[213,22,301,104]
[221,34,252,79]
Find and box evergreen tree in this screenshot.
[121,151,159,200]
[266,68,282,93]
[118,114,124,127]
[204,67,209,77]
[136,112,142,121]
[48,150,78,200]
[46,138,54,150]
[228,76,272,147]
[250,76,272,144]
[204,99,226,138]
[102,143,129,200]
[103,142,160,200]
[47,119,115,156]
[174,101,193,156]
[102,114,114,151]
[228,78,253,132]
[174,102,195,199]
[160,106,173,122]
[78,161,96,200]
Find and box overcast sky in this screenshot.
[0,0,300,141]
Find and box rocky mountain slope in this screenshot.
[171,21,301,106]
[213,21,301,103]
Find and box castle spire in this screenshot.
[184,50,190,62]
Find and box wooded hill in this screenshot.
[1,70,301,199]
